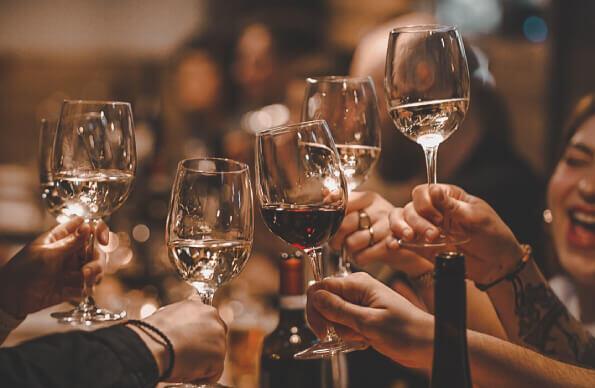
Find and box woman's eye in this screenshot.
[564,155,589,167]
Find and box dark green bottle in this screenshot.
[260,252,325,388]
[431,251,473,388]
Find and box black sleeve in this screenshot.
[0,324,159,388]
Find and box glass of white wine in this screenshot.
[385,25,470,247]
[49,100,136,324]
[165,158,253,388]
[303,76,381,275]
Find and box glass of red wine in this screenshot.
[255,119,360,359]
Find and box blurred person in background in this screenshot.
[350,14,545,265]
[341,12,545,387]
[162,32,235,169]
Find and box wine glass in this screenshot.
[385,25,470,247]
[39,118,68,224]
[166,158,253,388]
[303,76,381,275]
[255,120,360,359]
[50,100,136,324]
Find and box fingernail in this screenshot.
[425,229,436,241]
[386,237,399,250]
[101,229,109,244]
[403,228,413,239]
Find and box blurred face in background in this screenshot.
[176,50,222,113]
[548,116,595,286]
[233,23,278,102]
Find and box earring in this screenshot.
[543,209,552,224]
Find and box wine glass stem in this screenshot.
[192,282,215,305]
[79,218,98,309]
[423,145,439,185]
[305,247,340,342]
[338,243,351,274]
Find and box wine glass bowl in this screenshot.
[166,158,254,305]
[303,76,381,192]
[255,120,362,359]
[303,76,381,274]
[384,25,470,247]
[48,100,136,324]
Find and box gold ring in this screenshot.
[358,210,372,230]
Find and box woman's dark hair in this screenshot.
[556,93,595,162]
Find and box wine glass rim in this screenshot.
[390,24,456,34]
[178,157,249,174]
[63,99,132,106]
[306,75,373,84]
[255,119,328,137]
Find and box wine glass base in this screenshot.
[293,339,366,360]
[164,384,230,388]
[397,234,470,249]
[51,305,126,325]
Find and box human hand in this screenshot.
[390,184,524,284]
[0,217,108,318]
[138,298,227,383]
[329,191,433,277]
[306,272,433,368]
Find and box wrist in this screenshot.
[127,324,167,378]
[399,312,434,368]
[0,271,23,320]
[476,243,525,285]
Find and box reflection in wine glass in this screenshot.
[303,76,381,275]
[385,25,470,247]
[48,100,136,324]
[255,120,363,359]
[165,157,253,388]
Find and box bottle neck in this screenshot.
[278,295,306,325]
[431,254,472,388]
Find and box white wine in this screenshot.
[389,98,468,148]
[52,170,134,219]
[41,180,66,218]
[336,144,381,191]
[168,239,252,287]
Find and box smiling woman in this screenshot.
[547,93,595,333]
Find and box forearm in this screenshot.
[402,318,594,387]
[487,259,595,366]
[467,330,595,388]
[413,277,507,340]
[0,325,159,388]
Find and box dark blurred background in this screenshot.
[0,0,594,387]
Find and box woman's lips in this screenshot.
[567,209,595,249]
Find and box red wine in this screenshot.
[260,252,326,388]
[261,205,345,249]
[431,252,472,388]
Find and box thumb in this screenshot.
[311,289,370,333]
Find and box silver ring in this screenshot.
[358,210,372,230]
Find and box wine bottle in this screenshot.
[260,252,326,388]
[431,251,472,388]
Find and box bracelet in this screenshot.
[126,319,175,380]
[409,270,434,290]
[474,244,532,292]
